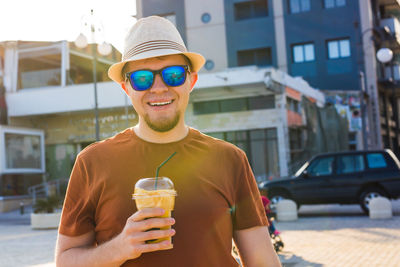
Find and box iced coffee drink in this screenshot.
[132,177,176,244]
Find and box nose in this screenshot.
[149,73,168,94]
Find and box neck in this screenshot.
[133,120,189,144]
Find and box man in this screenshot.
[55,16,281,267]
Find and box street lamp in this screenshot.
[376,47,399,155]
[359,26,393,150]
[74,10,112,141]
[376,48,393,64]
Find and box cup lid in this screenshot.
[135,177,174,191]
[132,191,177,199]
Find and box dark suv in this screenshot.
[259,150,400,213]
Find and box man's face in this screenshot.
[123,55,197,132]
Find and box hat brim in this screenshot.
[108,49,205,83]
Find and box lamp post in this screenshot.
[75,10,112,141]
[376,47,399,155]
[359,71,369,150]
[359,25,392,150]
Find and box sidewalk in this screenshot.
[0,201,399,267]
[0,206,57,267]
[275,201,400,267]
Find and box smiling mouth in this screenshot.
[148,100,174,107]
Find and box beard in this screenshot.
[144,111,181,132]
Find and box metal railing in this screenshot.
[28,178,69,204]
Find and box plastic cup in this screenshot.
[132,177,176,244]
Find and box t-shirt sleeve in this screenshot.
[59,154,96,236]
[232,150,268,230]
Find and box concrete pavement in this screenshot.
[0,201,399,267]
[275,201,400,267]
[0,206,57,267]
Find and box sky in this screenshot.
[0,0,137,52]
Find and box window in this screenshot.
[201,13,211,24]
[5,133,41,169]
[324,0,346,9]
[337,155,365,174]
[366,153,388,169]
[193,95,275,115]
[193,100,219,115]
[204,60,215,71]
[237,47,272,66]
[68,50,112,85]
[17,46,62,89]
[234,0,268,20]
[327,39,350,59]
[307,157,334,176]
[220,98,247,113]
[0,127,45,174]
[289,0,311,14]
[286,98,301,113]
[248,95,275,110]
[292,43,315,63]
[289,128,303,150]
[207,128,280,181]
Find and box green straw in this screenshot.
[155,152,177,189]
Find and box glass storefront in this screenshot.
[207,128,280,182]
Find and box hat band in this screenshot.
[123,40,187,61]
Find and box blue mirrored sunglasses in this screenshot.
[125,65,190,91]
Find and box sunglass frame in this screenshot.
[125,65,190,91]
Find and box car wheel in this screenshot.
[359,188,387,214]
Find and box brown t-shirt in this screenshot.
[59,127,268,267]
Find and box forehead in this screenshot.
[124,54,187,72]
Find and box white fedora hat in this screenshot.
[108,16,205,83]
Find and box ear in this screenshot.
[189,72,198,92]
[121,82,129,95]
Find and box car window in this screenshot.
[307,157,334,176]
[366,153,388,169]
[337,155,365,174]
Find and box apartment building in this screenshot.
[0,38,329,202]
[135,0,357,180]
[0,2,355,206]
[137,0,400,156]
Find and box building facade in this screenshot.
[136,0,400,156]
[0,38,330,199]
[1,2,361,205]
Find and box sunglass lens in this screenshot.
[162,66,186,87]
[130,70,154,91]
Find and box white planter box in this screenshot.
[31,212,61,229]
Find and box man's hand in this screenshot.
[114,207,176,260]
[56,207,176,267]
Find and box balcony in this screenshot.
[6,82,126,117]
[380,17,400,46]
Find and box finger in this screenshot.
[136,240,174,254]
[135,217,175,232]
[136,228,176,242]
[129,208,166,222]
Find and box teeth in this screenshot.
[149,100,172,106]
